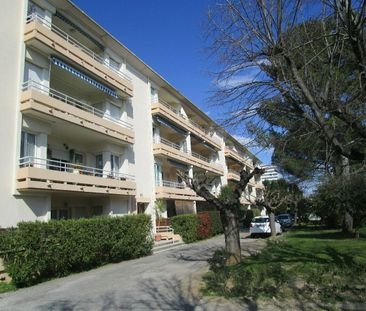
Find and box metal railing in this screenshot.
[153,98,216,138]
[22,80,133,130]
[19,156,135,181]
[156,179,186,189]
[154,137,182,151]
[26,13,132,83]
[153,137,223,170]
[191,151,210,163]
[228,169,240,176]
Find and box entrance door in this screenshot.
[167,200,176,218]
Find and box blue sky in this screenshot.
[73,0,272,164]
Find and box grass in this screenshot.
[203,226,366,306]
[0,282,16,294]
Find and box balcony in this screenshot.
[17,157,136,196]
[20,81,134,144]
[151,99,221,149]
[24,13,133,96]
[227,169,240,182]
[153,137,224,175]
[224,147,247,165]
[155,180,204,201]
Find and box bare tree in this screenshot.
[206,0,366,232]
[178,167,264,264]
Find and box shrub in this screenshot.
[207,211,223,235]
[0,215,153,287]
[171,215,199,243]
[171,212,223,243]
[197,212,213,239]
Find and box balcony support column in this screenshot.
[188,165,193,179]
[185,132,192,154]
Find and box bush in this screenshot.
[207,211,223,235]
[197,212,213,239]
[0,215,153,287]
[171,215,199,243]
[171,212,223,243]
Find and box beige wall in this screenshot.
[0,0,29,228]
[128,65,156,221]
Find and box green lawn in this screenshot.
[203,226,366,306]
[0,282,16,294]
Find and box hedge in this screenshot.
[0,215,153,287]
[171,211,223,243]
[170,214,200,243]
[206,211,223,235]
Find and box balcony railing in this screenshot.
[26,13,132,83]
[19,156,135,181]
[22,80,133,130]
[153,98,215,138]
[154,137,212,164]
[156,179,186,189]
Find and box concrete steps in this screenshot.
[153,239,184,254]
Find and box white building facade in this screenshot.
[261,165,283,182]
[0,0,263,228]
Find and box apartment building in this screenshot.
[261,165,283,182]
[0,0,263,228]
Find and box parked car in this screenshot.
[249,216,282,238]
[276,214,293,228]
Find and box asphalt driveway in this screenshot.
[0,233,266,311]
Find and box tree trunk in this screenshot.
[339,156,354,234]
[269,211,276,237]
[221,207,241,265]
[342,211,353,234]
[294,208,298,225]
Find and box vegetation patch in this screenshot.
[0,215,153,287]
[0,282,16,294]
[171,211,223,243]
[203,227,366,305]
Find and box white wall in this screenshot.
[0,0,34,228]
[127,65,156,221]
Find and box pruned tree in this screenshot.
[255,179,303,236]
[178,167,264,264]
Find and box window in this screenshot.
[110,155,120,176]
[154,163,162,186]
[151,87,158,103]
[74,153,83,165]
[96,154,103,177]
[109,57,120,71]
[108,103,121,120]
[24,61,43,84]
[91,206,103,217]
[20,131,36,165]
[51,209,70,220]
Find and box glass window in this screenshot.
[110,155,120,176]
[108,103,121,120]
[51,209,70,220]
[74,153,83,165]
[20,131,36,160]
[150,87,158,103]
[24,61,43,84]
[109,57,120,71]
[154,163,162,186]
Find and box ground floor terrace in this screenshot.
[11,192,136,223]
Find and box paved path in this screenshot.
[0,233,266,311]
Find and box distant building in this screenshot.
[261,165,283,182]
